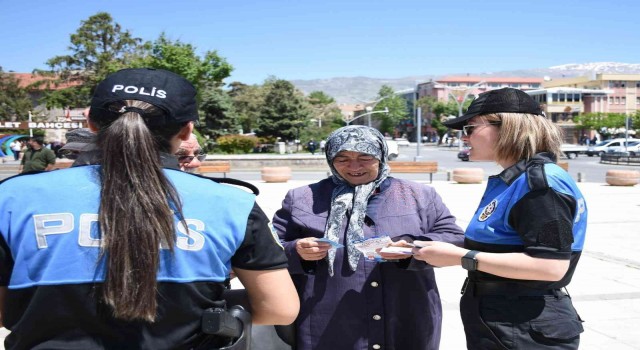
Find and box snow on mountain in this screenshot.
[291,62,640,104]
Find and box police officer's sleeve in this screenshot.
[508,188,576,259]
[0,234,13,287]
[231,203,288,270]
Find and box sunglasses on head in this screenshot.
[462,122,501,136]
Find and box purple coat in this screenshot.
[273,177,464,350]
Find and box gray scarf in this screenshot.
[324,126,390,276]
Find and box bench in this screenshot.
[198,161,231,178]
[54,161,73,169]
[388,161,438,183]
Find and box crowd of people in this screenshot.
[0,68,588,350]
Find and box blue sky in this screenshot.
[1,0,638,85]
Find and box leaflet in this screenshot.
[353,236,393,261]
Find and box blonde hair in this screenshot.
[482,113,564,164]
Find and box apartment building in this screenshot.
[542,73,640,116]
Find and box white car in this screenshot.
[628,143,640,156]
[586,138,639,156]
[384,138,399,160]
[394,138,411,147]
[560,144,588,159]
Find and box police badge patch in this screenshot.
[478,199,498,222]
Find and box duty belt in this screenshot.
[461,278,565,298]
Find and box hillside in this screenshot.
[290,62,640,104]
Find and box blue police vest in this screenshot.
[0,166,255,289]
[466,162,587,252]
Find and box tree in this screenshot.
[417,96,465,145]
[374,85,410,135]
[574,112,640,139]
[131,34,232,91]
[228,82,266,135]
[0,67,32,121]
[39,12,142,108]
[199,86,239,148]
[255,79,311,141]
[303,90,342,139]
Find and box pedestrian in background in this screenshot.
[273,125,464,350]
[18,136,56,173]
[306,139,317,155]
[10,140,22,161]
[0,68,299,349]
[412,88,587,349]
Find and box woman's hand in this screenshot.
[296,238,332,261]
[377,239,413,260]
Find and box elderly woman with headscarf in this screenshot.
[273,125,465,350]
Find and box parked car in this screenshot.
[626,142,640,156]
[394,137,411,147]
[561,144,588,159]
[586,138,639,156]
[457,147,470,161]
[384,138,399,160]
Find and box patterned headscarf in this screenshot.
[324,125,390,276]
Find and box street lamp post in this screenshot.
[352,88,415,128]
[346,108,389,125]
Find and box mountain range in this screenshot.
[290,62,640,104]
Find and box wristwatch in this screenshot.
[461,250,480,271]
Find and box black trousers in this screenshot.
[460,281,583,350]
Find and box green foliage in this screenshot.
[199,86,239,147]
[574,112,640,138]
[228,82,266,134]
[417,96,459,144]
[375,85,410,135]
[304,90,342,140]
[0,67,32,120]
[308,91,335,105]
[131,33,232,91]
[255,79,312,141]
[216,134,258,154]
[40,12,142,108]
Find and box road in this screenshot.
[1,145,638,183]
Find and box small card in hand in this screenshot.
[316,238,344,248]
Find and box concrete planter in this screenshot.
[605,170,640,186]
[452,168,484,184]
[261,166,292,183]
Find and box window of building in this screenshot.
[559,93,566,102]
[489,83,501,88]
[574,94,581,102]
[636,97,640,105]
[567,94,573,102]
[509,83,520,88]
[615,97,621,104]
[552,93,559,102]
[531,83,540,88]
[621,97,626,104]
[609,97,614,104]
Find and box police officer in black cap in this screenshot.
[411,88,587,349]
[0,68,299,349]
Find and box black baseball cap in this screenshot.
[89,68,198,125]
[443,87,544,130]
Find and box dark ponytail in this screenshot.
[93,100,186,322]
